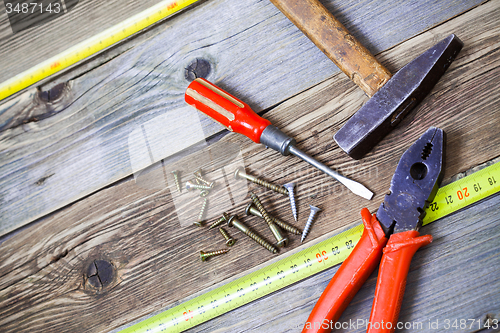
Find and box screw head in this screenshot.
[200,190,210,197]
[200,251,207,261]
[234,167,243,180]
[185,180,197,191]
[244,202,254,216]
[226,238,236,247]
[309,205,321,213]
[227,214,238,227]
[283,182,295,190]
[276,237,289,247]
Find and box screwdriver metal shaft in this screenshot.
[288,146,373,200]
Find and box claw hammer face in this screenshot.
[270,0,463,159]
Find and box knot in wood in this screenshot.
[38,82,67,103]
[86,259,115,290]
[185,58,211,81]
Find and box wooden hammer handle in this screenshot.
[270,0,392,97]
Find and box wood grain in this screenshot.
[0,2,499,332]
[0,0,485,236]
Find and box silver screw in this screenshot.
[194,169,215,188]
[171,170,181,193]
[234,167,288,196]
[301,205,321,243]
[283,182,297,221]
[186,180,212,191]
[195,197,208,227]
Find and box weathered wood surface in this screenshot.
[0,0,170,83]
[0,0,485,236]
[0,1,499,332]
[184,192,500,333]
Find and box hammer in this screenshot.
[270,0,463,159]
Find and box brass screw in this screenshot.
[245,203,302,235]
[301,205,321,243]
[200,249,229,261]
[209,213,230,230]
[234,167,288,196]
[283,182,298,221]
[219,227,236,246]
[186,180,212,191]
[250,193,288,247]
[171,170,181,193]
[194,169,215,188]
[194,198,208,227]
[227,215,278,254]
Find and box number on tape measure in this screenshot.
[423,162,500,225]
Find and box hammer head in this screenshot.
[334,34,463,159]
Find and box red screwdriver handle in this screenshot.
[367,231,432,333]
[302,208,387,333]
[185,78,271,143]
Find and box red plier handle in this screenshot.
[303,209,432,333]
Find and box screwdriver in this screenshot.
[185,78,373,200]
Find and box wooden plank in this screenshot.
[183,192,500,333]
[0,2,499,332]
[0,0,485,235]
[0,0,170,83]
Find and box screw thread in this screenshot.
[195,198,208,226]
[219,227,235,246]
[209,213,229,230]
[219,227,230,240]
[253,178,288,195]
[172,171,181,193]
[187,181,212,190]
[194,171,214,187]
[245,230,278,254]
[301,207,320,242]
[272,217,302,235]
[250,193,273,226]
[200,249,229,261]
[284,184,298,221]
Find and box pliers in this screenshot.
[303,127,445,333]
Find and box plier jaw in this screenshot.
[377,127,445,235]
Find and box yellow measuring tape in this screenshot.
[120,161,500,333]
[0,0,201,101]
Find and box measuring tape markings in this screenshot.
[0,0,201,101]
[423,162,500,225]
[121,161,500,332]
[121,225,363,332]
